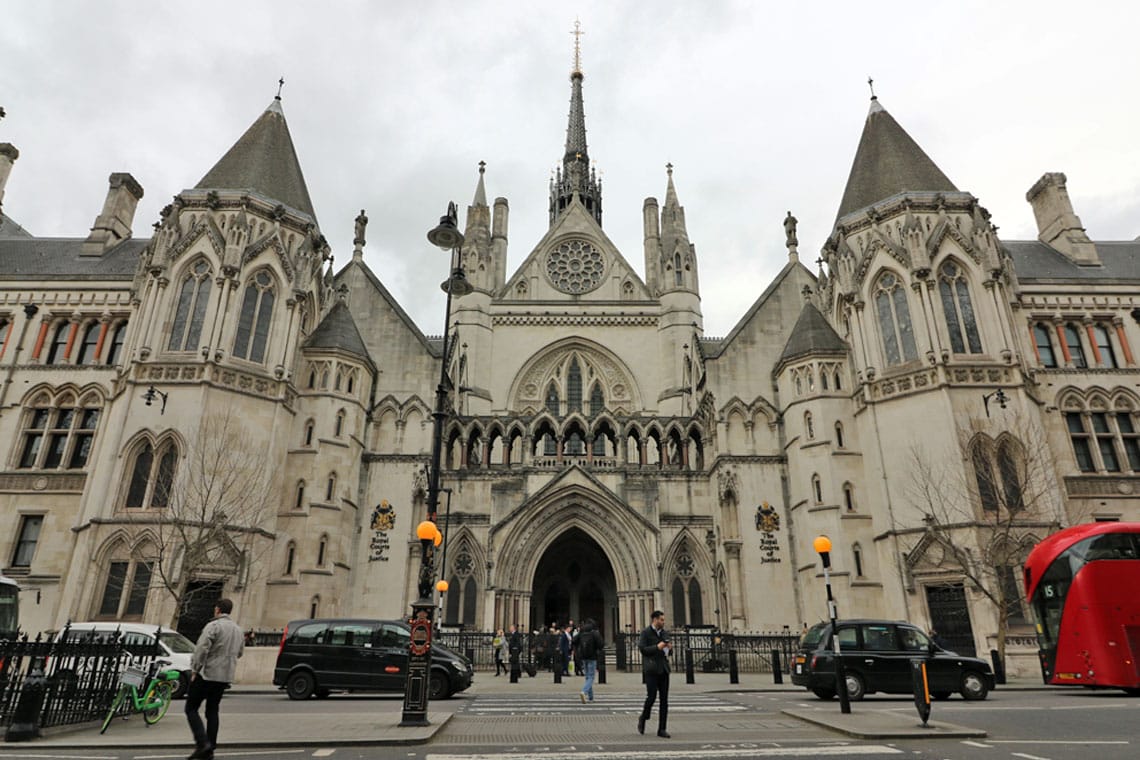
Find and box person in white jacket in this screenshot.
[185,598,244,760]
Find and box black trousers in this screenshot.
[641,671,670,731]
[185,677,227,750]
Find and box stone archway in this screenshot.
[531,527,617,639]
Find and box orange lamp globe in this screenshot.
[436,580,449,593]
[813,535,832,554]
[416,520,437,541]
[433,528,443,547]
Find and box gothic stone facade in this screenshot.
[1,81,1137,674]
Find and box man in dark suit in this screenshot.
[637,609,671,738]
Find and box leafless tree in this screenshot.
[902,415,1069,665]
[120,407,278,631]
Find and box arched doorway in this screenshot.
[531,527,617,640]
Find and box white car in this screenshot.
[54,622,196,698]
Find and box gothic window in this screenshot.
[11,515,43,568]
[45,322,70,364]
[1092,324,1117,368]
[804,412,814,440]
[938,261,982,354]
[285,542,296,575]
[1120,414,1140,471]
[567,359,582,414]
[794,375,802,395]
[97,558,154,620]
[671,551,703,626]
[326,473,337,502]
[566,428,585,456]
[852,543,864,577]
[334,410,345,438]
[1066,413,1095,473]
[972,443,999,511]
[997,440,1024,511]
[0,316,9,355]
[317,535,328,567]
[998,565,1029,625]
[545,383,560,416]
[843,483,855,512]
[835,421,845,449]
[168,260,212,351]
[833,371,842,390]
[971,436,1025,513]
[807,369,815,392]
[124,440,178,509]
[873,272,918,366]
[811,473,822,503]
[1063,323,1086,368]
[17,394,101,470]
[1032,323,1057,368]
[75,322,101,365]
[232,270,275,363]
[445,548,478,626]
[105,321,127,365]
[303,420,314,447]
[309,596,320,619]
[674,252,683,286]
[294,480,306,510]
[589,383,604,417]
[821,371,829,391]
[545,239,605,294]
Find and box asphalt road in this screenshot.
[1,688,1135,760]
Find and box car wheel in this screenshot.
[811,687,836,700]
[932,691,952,701]
[172,672,190,700]
[845,672,866,701]
[960,671,989,701]
[428,671,449,700]
[286,671,316,700]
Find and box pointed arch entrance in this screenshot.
[531,527,616,637]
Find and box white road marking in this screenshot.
[961,740,992,748]
[137,751,305,759]
[428,747,903,760]
[1011,754,1053,760]
[312,751,336,757]
[987,741,1129,745]
[0,755,118,760]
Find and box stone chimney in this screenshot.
[0,143,18,211]
[1026,172,1099,265]
[82,172,144,255]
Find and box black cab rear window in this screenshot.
[289,622,327,643]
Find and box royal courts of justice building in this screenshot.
[1,52,1137,677]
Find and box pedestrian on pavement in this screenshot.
[508,623,523,676]
[576,618,603,703]
[560,624,573,675]
[637,609,671,738]
[186,598,244,760]
[493,628,506,676]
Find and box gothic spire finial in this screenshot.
[276,77,285,101]
[867,76,876,101]
[571,18,584,75]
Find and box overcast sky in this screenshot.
[2,1,1137,338]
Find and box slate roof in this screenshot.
[777,301,848,368]
[0,212,32,239]
[0,237,147,280]
[836,99,958,223]
[195,98,316,221]
[1005,240,1140,283]
[303,300,371,362]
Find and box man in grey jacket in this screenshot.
[186,598,244,760]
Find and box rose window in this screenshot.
[545,240,605,294]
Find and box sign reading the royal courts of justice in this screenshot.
[755,502,782,564]
[369,500,395,561]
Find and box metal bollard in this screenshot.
[598,651,607,684]
[553,650,562,684]
[685,647,695,684]
[729,649,739,684]
[5,656,48,742]
[615,636,627,671]
[465,647,475,666]
[771,649,783,684]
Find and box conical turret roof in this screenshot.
[778,301,847,366]
[835,98,957,223]
[304,300,370,361]
[196,97,316,220]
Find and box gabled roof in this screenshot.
[195,98,316,221]
[334,257,439,357]
[777,301,848,368]
[706,260,814,357]
[835,98,957,223]
[0,212,32,239]
[304,300,371,364]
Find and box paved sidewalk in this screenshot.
[21,670,1048,749]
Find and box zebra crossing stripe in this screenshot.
[428,746,903,760]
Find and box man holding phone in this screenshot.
[637,609,671,738]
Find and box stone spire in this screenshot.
[834,95,957,223]
[195,95,317,221]
[463,162,496,292]
[659,163,698,294]
[549,20,602,227]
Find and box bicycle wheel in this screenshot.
[100,687,126,734]
[143,680,174,724]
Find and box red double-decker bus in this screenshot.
[1023,522,1140,694]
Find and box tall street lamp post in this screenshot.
[813,535,851,714]
[400,202,472,726]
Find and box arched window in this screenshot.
[874,272,918,365]
[45,322,70,364]
[303,420,314,447]
[804,412,814,440]
[334,410,345,438]
[75,323,101,365]
[811,473,822,503]
[309,595,320,619]
[285,542,296,576]
[18,395,102,470]
[325,473,336,502]
[168,260,212,351]
[997,441,1024,512]
[124,440,178,509]
[834,421,845,449]
[853,543,864,577]
[294,480,306,510]
[794,375,802,395]
[938,261,982,354]
[105,321,128,365]
[843,483,855,512]
[232,270,275,363]
[1032,323,1056,368]
[96,550,154,620]
[589,383,604,417]
[545,383,560,416]
[1092,324,1117,368]
[317,535,329,567]
[833,371,842,390]
[1063,323,1086,368]
[821,371,829,391]
[674,252,683,286]
[972,442,999,512]
[567,359,582,414]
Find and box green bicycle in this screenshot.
[100,658,182,733]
